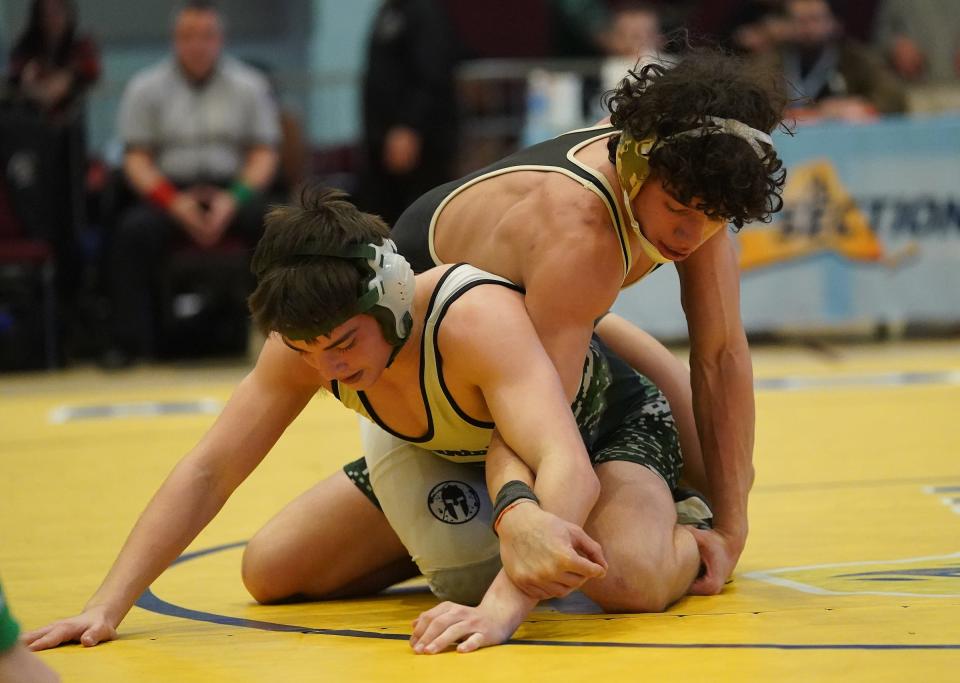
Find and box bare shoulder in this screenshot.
[435,280,532,379]
[439,279,526,336]
[254,334,326,395]
[522,184,624,319]
[530,177,622,266]
[537,173,617,235]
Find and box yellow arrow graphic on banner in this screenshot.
[738,159,890,271]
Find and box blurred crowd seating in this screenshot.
[2,0,958,371]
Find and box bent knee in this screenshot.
[241,534,319,605]
[588,563,676,614]
[594,586,672,614]
[241,537,283,604]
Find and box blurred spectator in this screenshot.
[763,0,907,122]
[245,60,309,198]
[273,97,308,198]
[599,1,665,63]
[586,2,668,118]
[359,0,458,226]
[3,0,98,362]
[5,0,100,119]
[724,0,793,58]
[548,0,610,57]
[104,0,279,367]
[873,0,960,85]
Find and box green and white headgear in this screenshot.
[615,116,774,263]
[288,238,415,362]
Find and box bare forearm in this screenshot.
[84,457,232,624]
[477,568,538,629]
[532,455,598,526]
[486,432,598,526]
[238,146,278,191]
[690,344,755,543]
[123,150,169,197]
[485,435,534,492]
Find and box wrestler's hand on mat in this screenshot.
[686,527,743,596]
[410,601,518,654]
[21,606,118,651]
[497,503,607,600]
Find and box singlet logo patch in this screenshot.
[427,480,481,525]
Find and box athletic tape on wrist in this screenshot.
[491,480,540,535]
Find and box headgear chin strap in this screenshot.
[615,136,671,264]
[615,116,774,263]
[292,238,415,363]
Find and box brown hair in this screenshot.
[248,185,390,340]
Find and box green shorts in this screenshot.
[343,457,380,509]
[344,336,682,507]
[586,338,683,490]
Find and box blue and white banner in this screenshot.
[614,115,960,337]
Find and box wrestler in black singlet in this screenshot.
[391,125,631,274]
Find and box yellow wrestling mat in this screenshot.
[1,341,958,682]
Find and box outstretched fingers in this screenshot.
[410,602,508,655]
[411,602,462,653]
[23,618,117,651]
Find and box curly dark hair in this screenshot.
[605,49,789,229]
[248,184,390,340]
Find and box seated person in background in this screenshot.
[596,1,667,93]
[104,0,279,366]
[872,0,960,113]
[723,0,793,59]
[24,187,707,655]
[6,0,100,119]
[242,59,310,199]
[873,0,960,86]
[762,0,907,122]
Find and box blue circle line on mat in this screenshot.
[135,541,960,651]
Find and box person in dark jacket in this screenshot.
[763,0,907,122]
[358,0,459,225]
[7,0,100,118]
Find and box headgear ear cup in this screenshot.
[289,238,416,354]
[364,239,415,341]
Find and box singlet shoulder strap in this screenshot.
[428,125,634,280]
[421,264,523,430]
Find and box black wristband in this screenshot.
[491,480,540,535]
